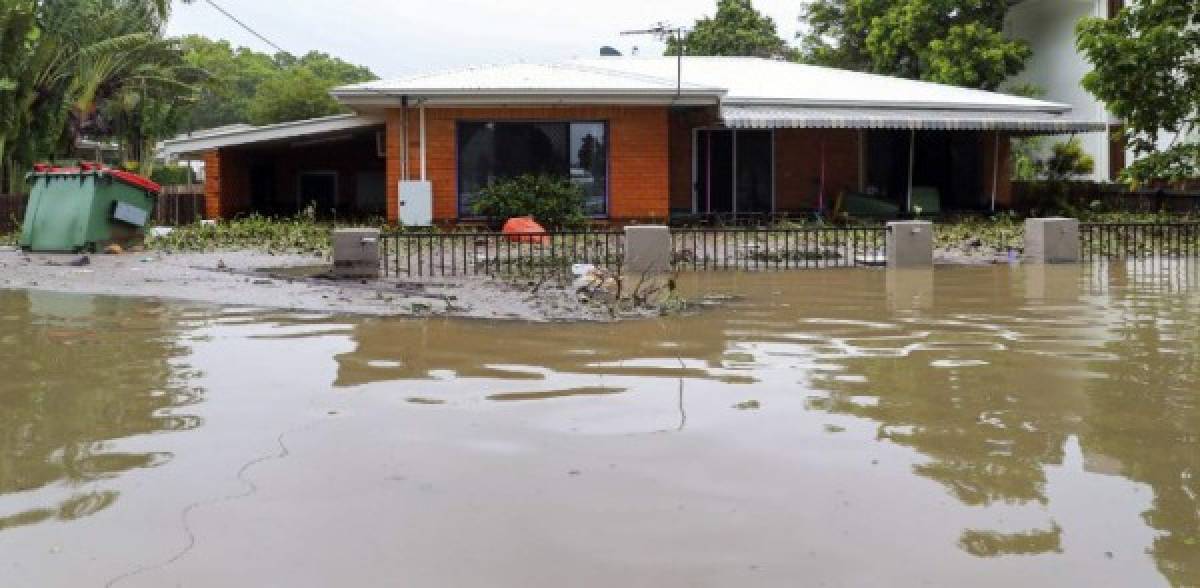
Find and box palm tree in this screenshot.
[0,0,199,190]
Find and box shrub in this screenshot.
[150,165,198,186]
[471,174,586,229]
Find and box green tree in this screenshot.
[182,41,375,129]
[247,67,343,125]
[666,0,795,59]
[179,35,277,129]
[1076,1,1200,186]
[290,51,375,85]
[0,0,198,189]
[799,0,1030,90]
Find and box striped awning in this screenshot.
[721,105,1108,133]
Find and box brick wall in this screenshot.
[203,149,251,219]
[386,105,670,223]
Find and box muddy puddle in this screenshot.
[1,261,1198,587]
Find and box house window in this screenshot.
[457,121,608,217]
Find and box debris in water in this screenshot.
[733,400,761,410]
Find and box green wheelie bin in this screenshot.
[19,163,160,253]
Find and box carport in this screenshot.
[160,114,387,220]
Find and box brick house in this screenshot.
[160,57,1104,224]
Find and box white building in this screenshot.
[1005,0,1120,182]
[1007,0,1197,183]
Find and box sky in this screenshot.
[165,0,809,80]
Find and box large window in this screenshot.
[457,121,608,217]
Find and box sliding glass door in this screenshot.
[694,129,773,215]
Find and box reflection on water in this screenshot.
[0,291,199,531]
[1,259,1198,586]
[332,260,1199,585]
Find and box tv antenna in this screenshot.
[621,22,688,98]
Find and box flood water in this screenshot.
[1,261,1198,587]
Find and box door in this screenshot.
[694,130,773,216]
[298,172,337,216]
[355,171,386,216]
[695,130,734,214]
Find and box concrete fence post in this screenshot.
[332,228,381,278]
[623,225,672,274]
[1023,218,1080,264]
[886,221,933,268]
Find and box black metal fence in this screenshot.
[380,230,624,278]
[1081,222,1200,260]
[380,226,889,277]
[672,226,889,270]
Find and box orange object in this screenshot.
[502,216,549,244]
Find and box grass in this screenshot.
[932,211,1200,253]
[147,212,388,254]
[935,213,1025,252]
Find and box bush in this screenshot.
[150,165,198,186]
[471,174,586,229]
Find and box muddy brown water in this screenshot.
[1,261,1198,587]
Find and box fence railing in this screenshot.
[0,193,27,233]
[672,226,889,270]
[380,230,624,278]
[380,226,889,277]
[1081,222,1200,260]
[154,186,205,226]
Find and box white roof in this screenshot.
[166,58,1100,153]
[334,56,1071,113]
[335,60,723,105]
[159,114,384,159]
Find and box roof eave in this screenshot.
[723,97,1073,114]
[159,114,385,158]
[331,88,725,108]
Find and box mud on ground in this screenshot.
[0,248,617,322]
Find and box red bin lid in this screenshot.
[29,162,161,194]
[104,169,162,194]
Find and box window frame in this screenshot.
[454,119,611,219]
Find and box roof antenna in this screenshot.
[621,22,688,99]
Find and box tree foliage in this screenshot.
[666,0,795,59]
[0,0,376,191]
[799,0,1030,90]
[182,39,376,128]
[0,0,200,189]
[1077,1,1200,186]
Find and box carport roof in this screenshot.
[159,114,384,159]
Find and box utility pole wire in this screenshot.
[196,0,290,55]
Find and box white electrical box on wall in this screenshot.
[398,181,433,226]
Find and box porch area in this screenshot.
[667,105,1104,223]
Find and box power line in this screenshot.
[199,0,289,55]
